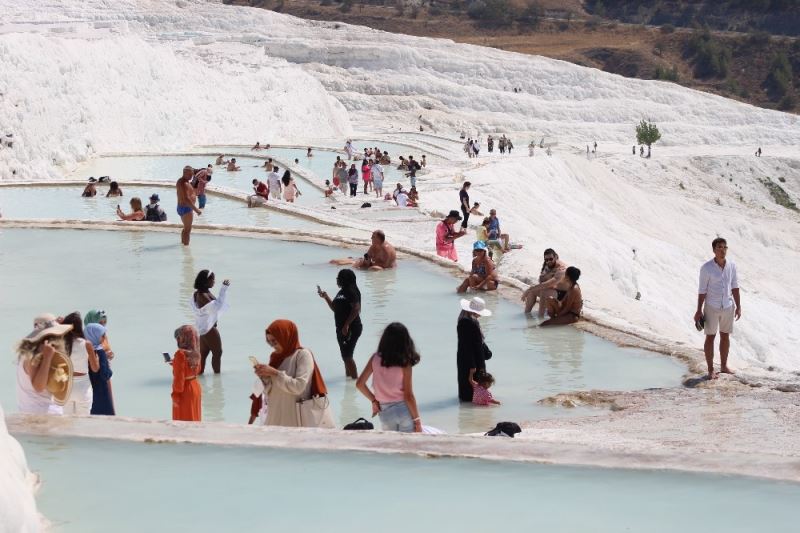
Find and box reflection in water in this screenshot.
[202,374,226,422]
[523,321,586,390]
[337,380,362,428]
[180,245,196,318]
[363,267,397,319]
[457,402,497,434]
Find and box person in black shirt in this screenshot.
[459,181,471,229]
[456,296,493,401]
[318,268,362,379]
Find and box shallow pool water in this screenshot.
[69,154,320,206]
[0,185,318,230]
[19,435,800,533]
[0,228,684,433]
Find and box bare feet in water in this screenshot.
[720,366,735,375]
[706,371,719,380]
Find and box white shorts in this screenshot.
[270,189,281,200]
[704,305,735,335]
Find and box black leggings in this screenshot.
[461,207,470,228]
[336,322,363,360]
[349,183,358,197]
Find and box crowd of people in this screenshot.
[23,139,606,435]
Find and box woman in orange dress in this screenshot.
[172,325,202,421]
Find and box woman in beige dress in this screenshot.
[253,319,329,427]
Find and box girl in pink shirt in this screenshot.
[356,322,422,432]
[472,370,500,406]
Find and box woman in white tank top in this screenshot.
[61,312,100,415]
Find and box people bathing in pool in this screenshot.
[521,249,567,316]
[540,266,583,326]
[318,268,363,379]
[472,369,500,406]
[227,158,241,171]
[106,181,123,197]
[176,166,202,246]
[252,142,262,150]
[116,197,145,221]
[281,170,302,203]
[215,154,229,166]
[82,180,97,197]
[330,230,397,270]
[249,179,269,207]
[457,241,498,293]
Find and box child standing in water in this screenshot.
[472,370,500,405]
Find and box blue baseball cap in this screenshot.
[473,241,488,251]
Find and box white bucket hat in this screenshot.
[460,297,492,317]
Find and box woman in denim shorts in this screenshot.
[356,323,422,432]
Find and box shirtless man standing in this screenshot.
[176,166,202,246]
[330,230,397,270]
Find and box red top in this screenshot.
[255,181,268,197]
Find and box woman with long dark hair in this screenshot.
[356,322,422,432]
[318,268,362,379]
[61,312,100,415]
[191,269,231,374]
[541,266,583,326]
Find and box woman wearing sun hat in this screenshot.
[15,313,74,414]
[457,241,498,293]
[456,297,493,402]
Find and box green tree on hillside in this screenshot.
[636,120,662,157]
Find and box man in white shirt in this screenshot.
[694,237,741,380]
[267,166,282,200]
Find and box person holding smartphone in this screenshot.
[318,268,362,379]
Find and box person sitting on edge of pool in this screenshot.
[330,230,397,270]
[116,197,145,221]
[457,241,498,293]
[227,158,241,171]
[541,266,583,327]
[249,179,269,207]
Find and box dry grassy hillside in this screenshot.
[231,0,799,113]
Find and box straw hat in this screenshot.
[24,314,74,405]
[25,313,72,343]
[460,297,492,317]
[46,352,73,406]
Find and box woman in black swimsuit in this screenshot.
[542,267,583,326]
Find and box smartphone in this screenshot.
[316,284,322,295]
[249,356,259,367]
[162,352,172,363]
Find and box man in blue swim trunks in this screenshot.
[176,166,202,246]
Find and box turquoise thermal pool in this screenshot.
[0,185,320,230]
[70,154,320,206]
[0,228,684,433]
[20,435,800,533]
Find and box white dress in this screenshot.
[16,359,61,415]
[64,338,93,415]
[190,283,229,336]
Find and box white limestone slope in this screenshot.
[0,405,41,533]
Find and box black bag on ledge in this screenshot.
[485,422,521,438]
[343,417,374,430]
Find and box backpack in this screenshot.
[343,417,374,430]
[485,422,521,438]
[145,204,166,222]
